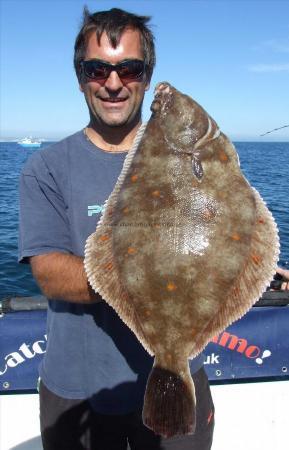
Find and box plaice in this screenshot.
[84,82,279,438]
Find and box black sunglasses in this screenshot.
[80,59,145,81]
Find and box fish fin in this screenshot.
[85,225,154,356]
[143,360,196,437]
[189,187,279,358]
[84,123,154,356]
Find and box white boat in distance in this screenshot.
[17,137,42,148]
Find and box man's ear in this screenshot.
[79,83,84,93]
[144,74,151,91]
[145,81,150,92]
[144,70,152,91]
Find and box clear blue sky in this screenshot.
[1,0,289,141]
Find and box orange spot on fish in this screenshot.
[151,190,161,197]
[251,254,262,265]
[166,282,177,291]
[99,235,109,242]
[104,262,113,270]
[219,150,228,162]
[218,192,226,199]
[145,310,151,317]
[258,218,265,224]
[131,174,138,182]
[122,207,129,214]
[127,247,137,255]
[203,208,214,220]
[231,233,241,241]
[233,286,241,296]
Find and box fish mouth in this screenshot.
[154,82,172,96]
[151,82,173,113]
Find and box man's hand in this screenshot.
[269,267,289,291]
[276,267,289,291]
[30,252,102,303]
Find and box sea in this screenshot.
[0,141,288,299]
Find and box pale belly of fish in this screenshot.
[84,82,279,438]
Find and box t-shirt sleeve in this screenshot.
[18,153,72,263]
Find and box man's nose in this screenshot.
[104,70,123,91]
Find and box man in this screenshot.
[19,7,214,450]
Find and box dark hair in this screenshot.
[74,7,156,82]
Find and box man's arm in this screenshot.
[30,252,102,303]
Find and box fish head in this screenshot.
[151,82,219,155]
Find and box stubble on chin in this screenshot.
[93,106,142,129]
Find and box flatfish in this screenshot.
[84,82,279,437]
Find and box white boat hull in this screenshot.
[1,381,288,450]
[18,143,41,148]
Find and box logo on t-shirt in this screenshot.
[88,204,105,216]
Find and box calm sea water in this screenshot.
[0,141,288,298]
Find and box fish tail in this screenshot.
[143,360,196,438]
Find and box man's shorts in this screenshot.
[39,366,214,450]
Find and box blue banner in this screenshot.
[0,310,47,392]
[203,306,289,380]
[0,307,289,392]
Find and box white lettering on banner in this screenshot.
[0,335,47,376]
[6,352,25,368]
[32,340,46,354]
[204,353,220,365]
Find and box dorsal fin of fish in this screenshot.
[84,123,155,356]
[188,186,279,359]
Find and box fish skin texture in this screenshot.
[84,82,279,437]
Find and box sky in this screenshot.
[1,0,289,141]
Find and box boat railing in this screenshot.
[1,290,289,314]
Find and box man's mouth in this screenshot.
[101,98,127,103]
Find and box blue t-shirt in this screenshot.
[18,130,204,414]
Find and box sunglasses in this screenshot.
[80,59,146,81]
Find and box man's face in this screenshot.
[79,28,150,128]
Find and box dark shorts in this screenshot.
[39,367,214,450]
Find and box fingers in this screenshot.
[276,267,289,280]
[270,267,289,290]
[281,281,289,290]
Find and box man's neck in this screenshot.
[85,119,142,153]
